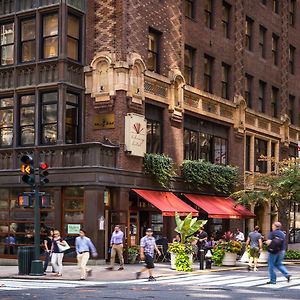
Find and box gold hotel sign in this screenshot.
[94,114,115,129]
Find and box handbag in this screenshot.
[57,241,70,252]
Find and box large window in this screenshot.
[147,29,160,73]
[255,138,267,173]
[204,0,213,29]
[221,63,230,99]
[185,0,195,19]
[271,87,279,118]
[244,74,253,108]
[65,93,79,144]
[0,97,13,147]
[289,94,295,124]
[184,45,194,86]
[19,95,35,146]
[204,54,213,93]
[272,34,279,66]
[245,17,253,51]
[67,14,80,61]
[145,104,163,154]
[0,22,14,65]
[41,92,57,145]
[258,80,266,113]
[222,1,230,38]
[259,25,266,58]
[43,14,58,59]
[21,18,36,62]
[289,45,295,74]
[290,0,296,26]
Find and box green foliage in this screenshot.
[174,212,207,244]
[168,242,193,255]
[212,241,242,266]
[175,252,192,272]
[143,153,176,188]
[285,250,300,260]
[181,160,239,194]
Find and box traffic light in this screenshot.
[20,155,35,186]
[17,194,31,207]
[39,162,49,185]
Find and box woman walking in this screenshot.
[51,230,67,277]
[43,229,53,274]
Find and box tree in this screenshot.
[231,157,300,232]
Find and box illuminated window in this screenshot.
[0,22,14,65]
[21,18,36,62]
[43,14,58,59]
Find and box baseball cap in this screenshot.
[146,228,153,232]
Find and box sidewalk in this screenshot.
[0,262,252,281]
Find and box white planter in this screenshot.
[170,252,193,270]
[258,250,269,263]
[222,252,237,266]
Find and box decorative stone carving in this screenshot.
[233,94,246,134]
[280,114,290,146]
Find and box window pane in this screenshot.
[22,40,36,62]
[43,104,57,123]
[20,107,34,126]
[21,126,35,145]
[21,19,35,41]
[0,98,13,107]
[42,92,57,103]
[43,15,58,37]
[20,95,35,105]
[68,15,79,38]
[1,45,14,65]
[67,37,78,60]
[66,93,78,104]
[0,109,13,127]
[1,23,14,45]
[148,34,157,52]
[147,51,156,71]
[42,124,57,144]
[43,36,58,58]
[0,128,13,146]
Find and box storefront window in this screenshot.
[0,97,14,147]
[151,214,163,240]
[19,95,35,146]
[290,203,300,243]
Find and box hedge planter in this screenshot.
[170,252,193,270]
[258,250,268,263]
[222,252,237,266]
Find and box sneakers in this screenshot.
[106,267,113,271]
[136,272,141,279]
[266,281,276,284]
[118,267,124,271]
[148,276,156,282]
[247,265,251,271]
[80,277,85,281]
[253,267,258,272]
[87,269,92,277]
[287,275,291,282]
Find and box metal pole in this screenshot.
[199,249,205,270]
[34,187,40,260]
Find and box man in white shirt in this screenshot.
[235,228,245,242]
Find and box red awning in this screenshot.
[184,194,255,219]
[132,189,198,217]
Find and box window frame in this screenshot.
[289,94,295,124]
[272,33,279,66]
[184,45,195,86]
[0,96,14,147]
[0,21,14,66]
[289,0,296,27]
[244,73,253,108]
[258,80,266,113]
[185,0,195,19]
[20,17,36,63]
[289,45,295,74]
[204,0,213,29]
[273,0,279,14]
[42,13,59,60]
[67,13,81,62]
[147,28,161,73]
[204,54,213,93]
[222,1,231,39]
[271,86,279,118]
[255,138,268,173]
[259,25,266,58]
[221,62,230,100]
[245,17,253,51]
[65,92,80,144]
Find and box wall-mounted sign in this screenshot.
[93,114,115,129]
[125,113,147,157]
[67,224,81,234]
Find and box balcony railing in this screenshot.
[0,142,118,170]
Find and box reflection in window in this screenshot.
[245,17,253,51]
[41,92,57,144]
[244,73,252,108]
[147,30,160,72]
[0,22,14,65]
[147,120,162,154]
[184,46,194,86]
[21,18,36,62]
[205,0,213,29]
[43,14,58,59]
[204,54,213,93]
[19,95,35,146]
[255,138,267,173]
[222,2,230,38]
[0,97,13,147]
[67,14,80,60]
[65,93,79,144]
[185,0,195,19]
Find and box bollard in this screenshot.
[205,249,212,269]
[199,249,205,270]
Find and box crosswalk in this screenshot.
[0,273,299,291]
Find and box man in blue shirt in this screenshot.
[265,222,291,284]
[106,225,124,270]
[75,229,97,280]
[136,228,161,281]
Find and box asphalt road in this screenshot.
[1,265,300,300]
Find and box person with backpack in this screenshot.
[265,222,291,284]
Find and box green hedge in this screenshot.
[285,250,300,260]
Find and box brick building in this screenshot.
[0,0,299,260]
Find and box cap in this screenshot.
[146,228,153,232]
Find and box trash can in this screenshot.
[18,246,35,275]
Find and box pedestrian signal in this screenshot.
[17,194,31,207]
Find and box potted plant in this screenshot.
[212,240,242,266]
[127,246,140,264]
[168,213,207,272]
[258,242,269,263]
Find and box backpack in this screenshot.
[267,235,284,254]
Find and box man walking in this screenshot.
[266,222,291,284]
[106,225,124,270]
[136,228,161,281]
[246,226,262,271]
[75,229,98,280]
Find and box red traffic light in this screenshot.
[39,162,49,170]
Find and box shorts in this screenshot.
[250,247,260,258]
[144,254,155,269]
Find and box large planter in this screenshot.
[222,252,237,266]
[258,250,269,263]
[170,252,193,270]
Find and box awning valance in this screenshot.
[184,194,255,219]
[132,189,198,217]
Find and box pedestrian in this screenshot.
[265,222,291,284]
[43,229,53,274]
[75,229,98,280]
[235,228,245,242]
[205,235,216,250]
[51,230,67,277]
[136,228,161,281]
[106,225,124,271]
[246,226,262,271]
[197,226,208,258]
[172,233,181,243]
[4,234,15,255]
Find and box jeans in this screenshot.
[43,251,51,272]
[51,252,64,274]
[268,251,289,283]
